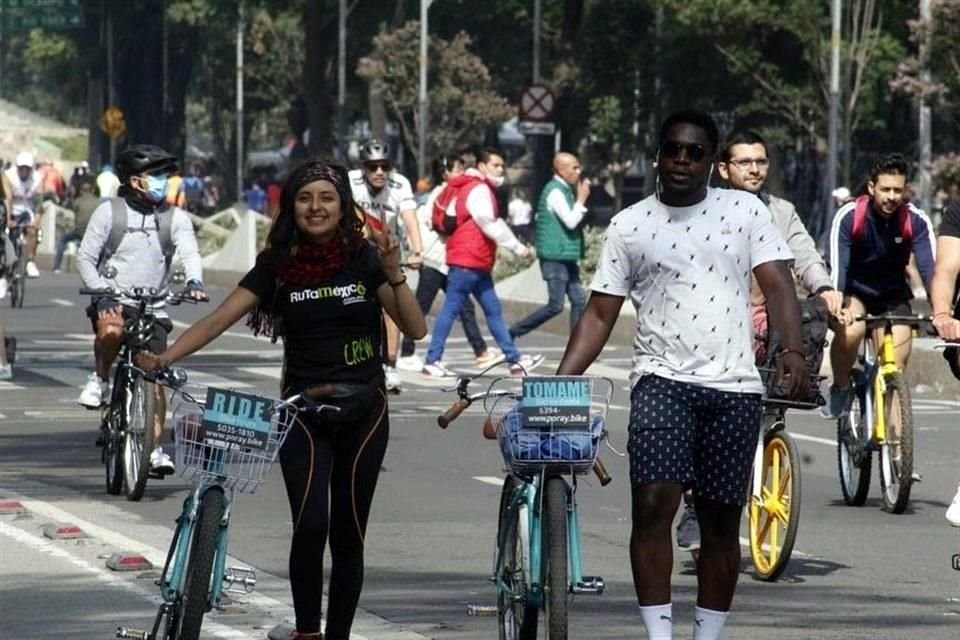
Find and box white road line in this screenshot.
[0,521,250,639]
[238,366,282,380]
[790,432,836,447]
[0,487,429,640]
[474,476,505,487]
[49,298,75,307]
[0,381,25,391]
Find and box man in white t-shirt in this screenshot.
[4,152,43,278]
[557,111,807,640]
[507,189,532,243]
[349,139,424,394]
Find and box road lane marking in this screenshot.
[238,366,282,380]
[474,476,505,487]
[791,432,837,447]
[0,487,429,640]
[49,298,75,307]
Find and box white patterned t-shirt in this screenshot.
[591,188,792,394]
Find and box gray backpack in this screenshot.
[98,197,175,271]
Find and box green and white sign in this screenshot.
[1,0,84,32]
[201,388,274,450]
[521,376,591,429]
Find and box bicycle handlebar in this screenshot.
[79,286,206,306]
[853,313,932,327]
[437,374,612,485]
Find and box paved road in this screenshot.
[1,274,958,639]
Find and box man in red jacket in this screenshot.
[422,148,543,377]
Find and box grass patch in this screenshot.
[41,134,89,161]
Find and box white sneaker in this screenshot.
[0,364,12,381]
[25,261,39,278]
[422,361,456,378]
[78,373,108,408]
[0,277,7,299]
[510,353,545,376]
[396,354,424,372]
[384,366,403,394]
[475,347,506,368]
[946,484,960,527]
[149,447,175,475]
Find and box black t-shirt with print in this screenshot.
[239,244,387,391]
[939,201,960,311]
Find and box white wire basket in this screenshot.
[484,376,614,476]
[170,389,296,494]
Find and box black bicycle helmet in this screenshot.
[116,144,178,180]
[359,139,390,163]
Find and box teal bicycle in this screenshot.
[117,369,339,640]
[439,372,614,639]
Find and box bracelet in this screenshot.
[933,312,952,319]
[388,276,407,287]
[778,347,806,359]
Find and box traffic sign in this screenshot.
[519,121,556,136]
[1,0,83,32]
[99,106,127,140]
[519,84,556,122]
[1,0,81,9]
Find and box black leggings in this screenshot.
[278,387,389,638]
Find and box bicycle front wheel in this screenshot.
[103,405,124,495]
[10,255,25,308]
[543,476,569,639]
[749,430,801,581]
[837,372,871,506]
[123,375,157,501]
[173,487,225,640]
[878,373,914,514]
[497,475,537,640]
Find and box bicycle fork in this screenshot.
[567,476,604,595]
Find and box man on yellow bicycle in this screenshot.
[823,153,936,419]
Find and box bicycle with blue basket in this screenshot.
[438,371,615,640]
[116,369,340,640]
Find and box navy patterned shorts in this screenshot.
[628,375,763,505]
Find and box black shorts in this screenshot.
[85,303,173,354]
[627,375,763,505]
[848,295,912,317]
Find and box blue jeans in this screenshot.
[426,266,521,364]
[54,229,82,270]
[401,266,487,357]
[510,259,586,339]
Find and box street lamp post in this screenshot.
[918,0,932,214]
[418,0,432,181]
[236,4,244,202]
[825,0,842,224]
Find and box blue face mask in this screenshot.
[144,175,168,203]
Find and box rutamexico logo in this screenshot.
[290,281,368,305]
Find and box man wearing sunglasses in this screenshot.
[557,111,807,640]
[349,138,424,393]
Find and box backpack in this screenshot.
[851,195,912,244]
[98,198,175,272]
[430,177,482,236]
[759,296,830,405]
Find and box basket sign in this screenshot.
[201,388,273,450]
[521,376,591,429]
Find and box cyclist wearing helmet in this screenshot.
[349,138,424,394]
[4,152,43,278]
[75,144,209,474]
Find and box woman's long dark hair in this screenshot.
[259,160,364,265]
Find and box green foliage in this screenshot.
[357,21,514,171]
[42,135,89,161]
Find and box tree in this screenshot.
[356,21,514,173]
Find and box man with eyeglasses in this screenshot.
[557,111,807,640]
[349,138,424,393]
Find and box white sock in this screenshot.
[638,603,672,640]
[692,606,729,640]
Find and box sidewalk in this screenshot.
[494,263,958,393]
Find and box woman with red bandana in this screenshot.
[138,160,426,639]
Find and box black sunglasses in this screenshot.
[365,161,391,172]
[660,141,707,163]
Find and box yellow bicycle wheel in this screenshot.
[749,430,801,581]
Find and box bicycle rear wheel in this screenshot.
[123,375,157,501]
[543,476,569,639]
[837,372,871,506]
[749,430,801,581]
[878,373,913,514]
[497,475,537,640]
[173,487,224,640]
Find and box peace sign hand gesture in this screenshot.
[371,225,403,282]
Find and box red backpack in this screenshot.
[430,176,482,236]
[850,194,913,244]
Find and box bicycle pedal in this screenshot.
[466,604,498,617]
[224,566,257,593]
[571,576,605,595]
[116,627,148,640]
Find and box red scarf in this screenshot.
[262,236,364,286]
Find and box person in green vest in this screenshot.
[510,152,591,339]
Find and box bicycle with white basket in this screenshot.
[116,368,340,640]
[438,371,615,640]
